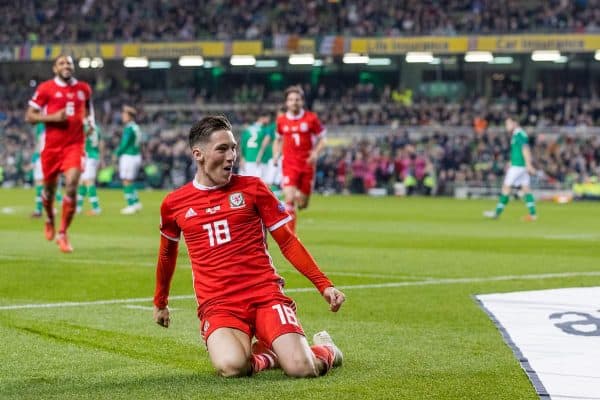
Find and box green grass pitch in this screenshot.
[1,188,599,399]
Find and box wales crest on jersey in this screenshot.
[229,192,245,208]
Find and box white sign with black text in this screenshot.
[477,287,600,399]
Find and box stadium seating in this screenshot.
[3,0,600,45]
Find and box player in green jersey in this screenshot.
[77,121,103,215]
[256,116,282,194]
[115,105,143,215]
[484,117,537,221]
[239,113,269,178]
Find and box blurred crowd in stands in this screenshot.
[4,0,600,45]
[2,67,600,194]
[2,81,599,195]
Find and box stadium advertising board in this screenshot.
[351,37,468,54]
[351,34,600,54]
[15,41,263,60]
[476,34,600,53]
[12,34,600,61]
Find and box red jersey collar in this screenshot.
[285,109,305,120]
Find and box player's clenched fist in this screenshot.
[322,287,345,312]
[154,305,170,328]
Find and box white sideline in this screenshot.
[1,271,600,311]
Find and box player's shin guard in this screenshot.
[495,194,509,217]
[250,353,277,374]
[524,193,536,216]
[88,185,100,210]
[59,196,76,234]
[310,345,335,375]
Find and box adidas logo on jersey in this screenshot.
[184,208,197,219]
[55,92,63,98]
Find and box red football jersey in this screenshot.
[28,77,92,149]
[159,175,292,313]
[276,109,326,168]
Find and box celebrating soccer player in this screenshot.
[153,115,345,378]
[484,116,537,221]
[25,54,94,252]
[273,86,326,233]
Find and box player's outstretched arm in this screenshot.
[271,223,345,312]
[153,235,179,328]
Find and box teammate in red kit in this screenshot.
[153,115,345,378]
[25,55,94,253]
[273,86,326,233]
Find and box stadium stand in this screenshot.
[3,0,600,45]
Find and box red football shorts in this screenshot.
[200,290,305,347]
[282,164,315,196]
[41,144,85,182]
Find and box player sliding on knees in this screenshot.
[153,115,345,377]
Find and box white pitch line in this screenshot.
[1,271,600,311]
[123,305,179,311]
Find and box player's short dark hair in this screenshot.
[284,85,304,100]
[189,115,232,148]
[53,54,73,65]
[122,105,137,118]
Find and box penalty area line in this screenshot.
[1,271,600,311]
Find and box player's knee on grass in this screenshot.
[279,353,319,378]
[273,335,319,377]
[212,354,252,377]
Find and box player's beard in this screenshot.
[59,70,73,82]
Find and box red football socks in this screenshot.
[251,353,277,374]
[310,345,334,375]
[59,195,76,234]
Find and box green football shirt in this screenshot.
[115,122,142,156]
[259,122,275,164]
[510,128,528,167]
[240,123,262,163]
[85,123,102,160]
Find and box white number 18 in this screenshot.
[202,219,231,247]
[272,304,299,326]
